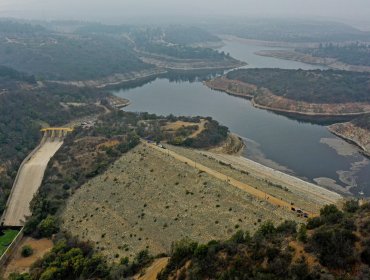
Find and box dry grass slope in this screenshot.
[62,144,301,261]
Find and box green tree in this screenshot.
[37,215,59,237]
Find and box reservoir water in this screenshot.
[113,40,370,196]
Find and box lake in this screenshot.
[113,40,370,196]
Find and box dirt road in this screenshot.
[145,142,319,216]
[2,140,63,226]
[136,258,169,280]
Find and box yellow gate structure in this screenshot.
[40,127,73,139]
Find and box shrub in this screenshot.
[297,224,308,243]
[319,204,344,224]
[306,217,323,230]
[277,220,297,235]
[21,245,33,257]
[230,230,251,244]
[343,200,360,213]
[256,221,276,237]
[311,226,357,268]
[8,273,31,280]
[361,240,370,265]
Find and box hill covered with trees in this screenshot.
[208,19,370,43]
[0,68,107,216]
[299,43,370,67]
[226,68,370,104]
[0,20,240,81]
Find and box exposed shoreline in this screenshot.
[204,76,370,160]
[219,35,320,48]
[48,68,167,89]
[205,77,370,119]
[200,149,344,203]
[208,133,245,155]
[137,52,246,71]
[328,123,370,158]
[255,50,370,73]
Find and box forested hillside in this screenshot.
[0,68,107,215]
[0,29,151,80]
[226,68,370,104]
[0,20,238,81]
[299,43,370,67]
[164,26,221,45]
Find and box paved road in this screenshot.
[2,140,63,227]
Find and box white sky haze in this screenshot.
[1,0,370,26]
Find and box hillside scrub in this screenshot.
[158,202,370,280]
[18,201,370,279]
[24,111,229,238]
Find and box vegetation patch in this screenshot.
[158,202,370,280]
[0,229,19,255]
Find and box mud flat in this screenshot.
[2,139,63,226]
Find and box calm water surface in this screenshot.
[113,40,370,196]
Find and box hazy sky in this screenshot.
[1,0,370,25]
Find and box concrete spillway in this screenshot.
[1,139,63,227]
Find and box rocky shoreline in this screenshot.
[328,122,370,157]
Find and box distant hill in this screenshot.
[164,25,221,45]
[207,19,370,42]
[298,43,370,67]
[0,20,238,80]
